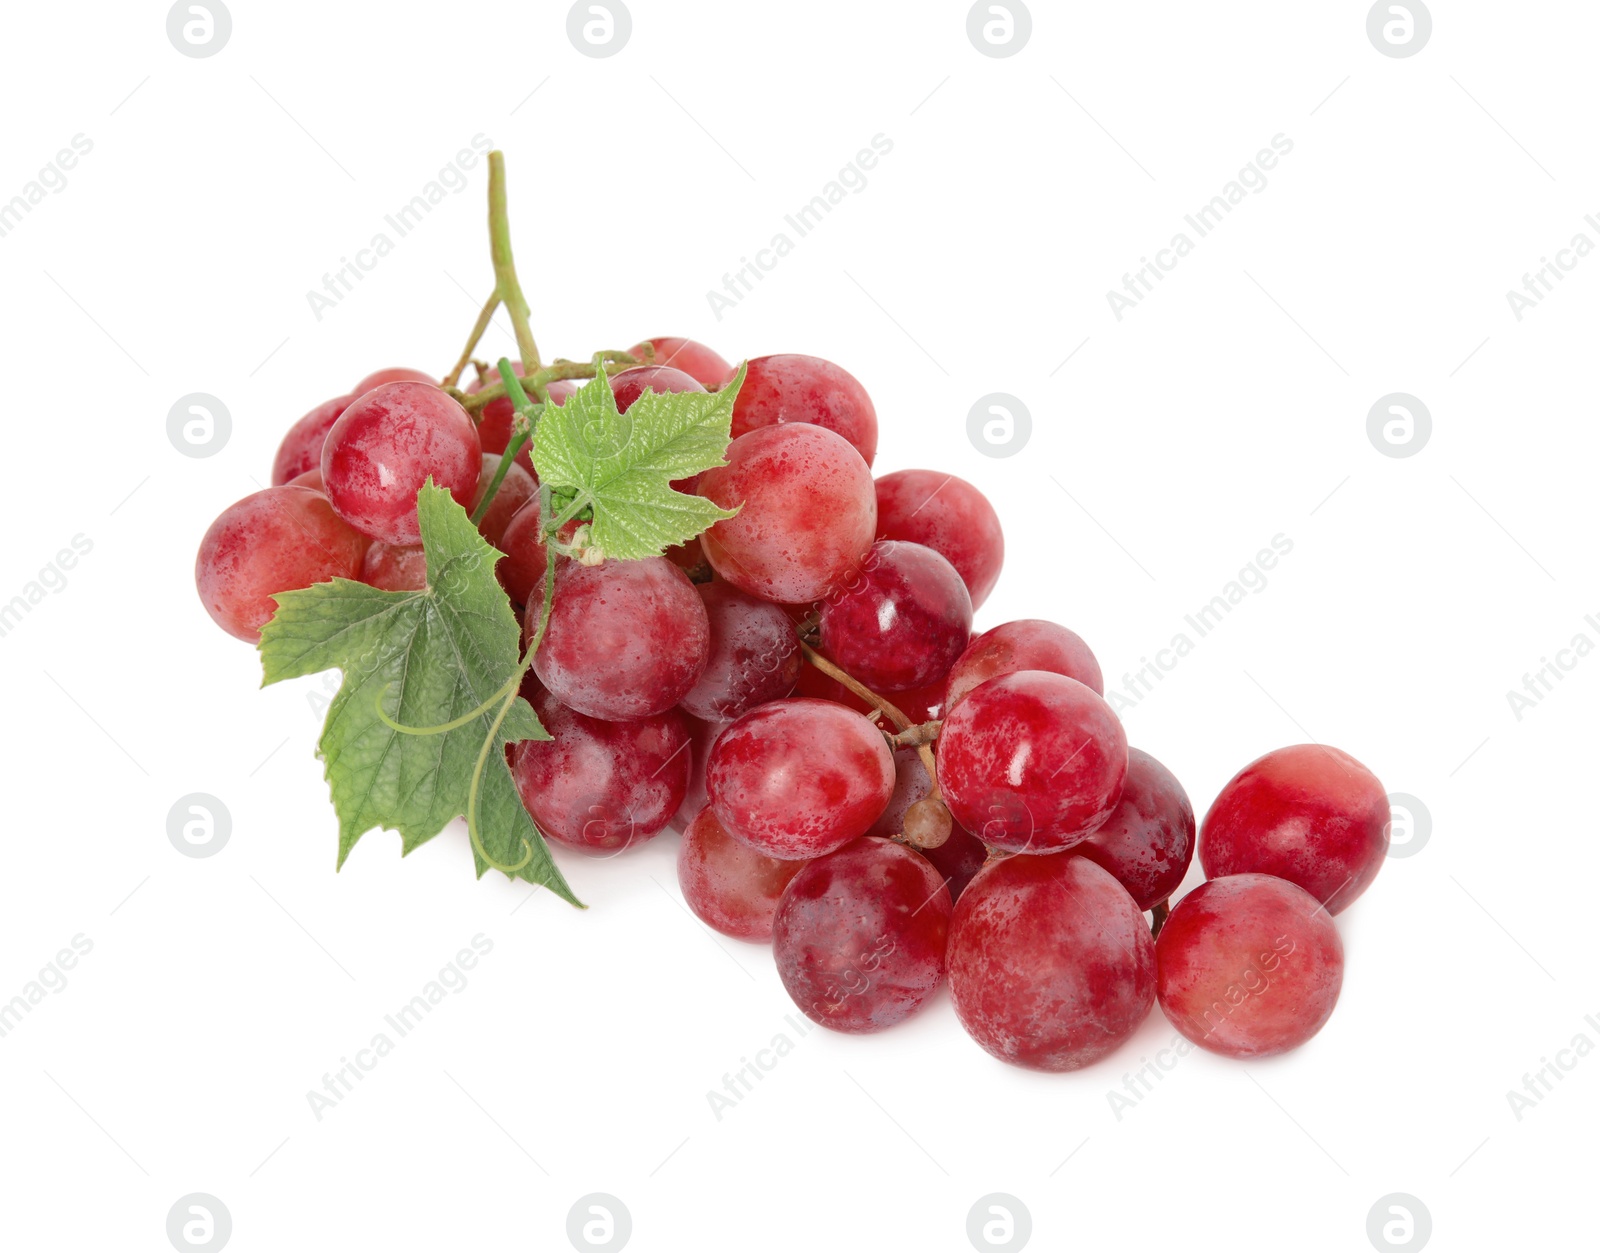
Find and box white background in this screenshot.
[0,2,1593,1250]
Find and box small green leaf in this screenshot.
[534,363,745,560]
[258,483,578,906]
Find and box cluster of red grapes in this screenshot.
[197,336,1390,1072]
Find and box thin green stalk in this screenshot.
[443,292,499,389]
[459,353,641,415]
[470,359,539,525]
[547,492,592,534]
[375,676,519,736]
[487,151,541,374]
[465,537,558,876]
[524,538,559,657]
[465,685,534,875]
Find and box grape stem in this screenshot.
[486,151,541,375]
[887,720,941,749]
[1150,898,1170,938]
[797,641,949,838]
[432,153,625,893]
[443,292,499,389]
[799,641,912,732]
[470,359,538,526]
[450,354,642,416]
[547,494,592,533]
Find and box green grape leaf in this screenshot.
[533,362,746,561]
[257,483,579,906]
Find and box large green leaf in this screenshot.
[258,483,577,905]
[533,363,745,560]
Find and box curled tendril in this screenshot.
[374,677,518,737]
[463,535,560,879]
[466,680,534,875]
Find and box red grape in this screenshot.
[678,805,807,941]
[631,336,735,389]
[868,747,935,840]
[679,581,802,722]
[792,663,945,731]
[664,536,707,573]
[271,394,352,485]
[1155,874,1344,1057]
[530,557,710,721]
[948,854,1155,1070]
[510,685,691,853]
[874,469,1004,609]
[353,366,436,394]
[470,453,537,547]
[553,363,707,498]
[1074,748,1195,910]
[706,698,894,858]
[793,660,876,718]
[866,747,985,898]
[731,354,878,466]
[936,670,1127,853]
[467,362,573,478]
[920,823,989,903]
[890,680,949,725]
[698,424,876,604]
[288,468,325,492]
[672,714,722,828]
[945,619,1104,708]
[195,486,368,642]
[773,837,951,1032]
[497,501,550,606]
[605,365,708,493]
[473,419,533,477]
[361,542,427,592]
[1199,744,1388,914]
[321,382,482,545]
[607,364,704,412]
[818,540,972,692]
[496,510,583,607]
